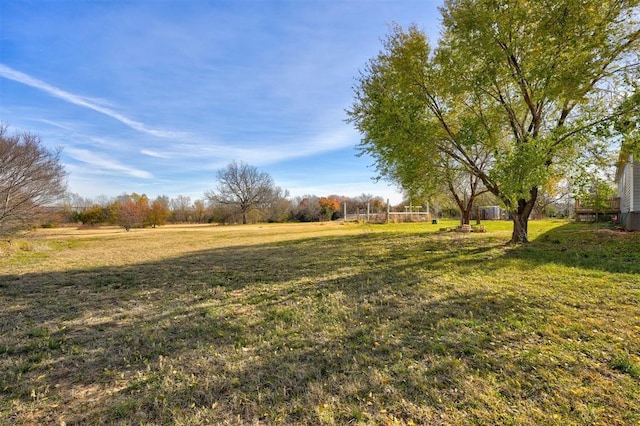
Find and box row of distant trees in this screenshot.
[58,190,390,230]
[64,193,210,229]
[60,180,596,231]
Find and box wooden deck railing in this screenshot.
[575,197,620,214]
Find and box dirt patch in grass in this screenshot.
[1,221,639,424]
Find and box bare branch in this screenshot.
[0,126,67,236]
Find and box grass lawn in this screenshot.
[1,220,639,425]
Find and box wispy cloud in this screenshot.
[0,64,183,138]
[66,148,153,179]
[230,126,358,165]
[138,125,358,167]
[140,149,172,159]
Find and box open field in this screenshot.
[1,220,639,425]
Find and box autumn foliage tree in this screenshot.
[113,193,149,231]
[146,199,168,228]
[318,197,340,221]
[292,196,322,222]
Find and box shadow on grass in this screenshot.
[505,222,640,274]
[1,226,639,424]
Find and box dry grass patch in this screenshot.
[1,220,639,424]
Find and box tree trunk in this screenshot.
[509,187,538,244]
[454,194,473,225]
[461,208,471,225]
[242,212,247,224]
[511,212,529,243]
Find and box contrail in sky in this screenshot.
[0,63,182,138]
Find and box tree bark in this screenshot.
[453,192,473,225]
[509,187,538,244]
[511,212,529,243]
[461,207,472,225]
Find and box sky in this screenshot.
[0,0,443,205]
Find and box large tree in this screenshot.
[206,161,281,224]
[348,0,640,243]
[0,125,67,236]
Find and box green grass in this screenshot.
[0,220,639,425]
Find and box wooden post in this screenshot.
[387,199,390,224]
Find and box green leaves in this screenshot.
[615,86,640,159]
[489,138,552,206]
[349,0,640,242]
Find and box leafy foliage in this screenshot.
[147,198,169,228]
[575,176,618,211]
[615,85,640,159]
[112,193,149,231]
[318,197,340,221]
[348,0,640,242]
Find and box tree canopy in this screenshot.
[206,161,282,224]
[348,0,640,243]
[0,125,67,236]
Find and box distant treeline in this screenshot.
[46,192,391,229]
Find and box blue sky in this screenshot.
[1,0,442,204]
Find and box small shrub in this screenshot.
[611,353,640,378]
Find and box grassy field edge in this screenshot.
[1,220,639,425]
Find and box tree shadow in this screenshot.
[504,222,640,274]
[1,226,637,424]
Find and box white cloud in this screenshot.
[135,124,357,169]
[66,148,153,179]
[0,64,184,138]
[140,149,172,159]
[215,126,358,166]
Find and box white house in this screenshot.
[616,154,640,231]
